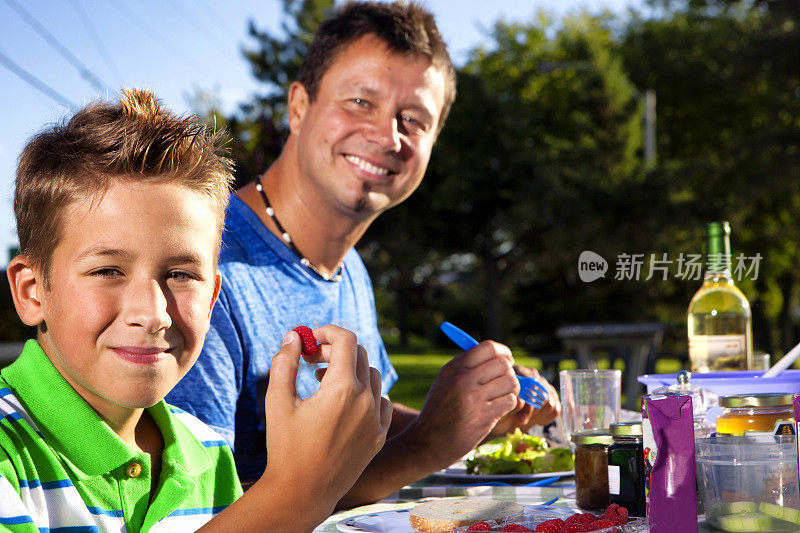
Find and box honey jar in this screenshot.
[715,393,794,436]
[572,429,613,511]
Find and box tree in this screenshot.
[623,0,800,353]
[363,13,651,346]
[223,0,334,189]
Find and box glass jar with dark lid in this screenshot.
[572,429,613,511]
[608,422,646,516]
[716,393,794,436]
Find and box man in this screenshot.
[168,1,560,507]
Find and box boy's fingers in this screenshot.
[356,343,370,384]
[312,324,358,379]
[369,366,383,399]
[379,396,393,430]
[265,331,302,409]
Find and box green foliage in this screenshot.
[227,0,334,188]
[622,1,800,353]
[203,0,800,359]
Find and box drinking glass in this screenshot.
[559,369,621,448]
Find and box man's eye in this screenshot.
[352,98,368,106]
[401,114,429,132]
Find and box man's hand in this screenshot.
[260,325,392,523]
[485,366,560,440]
[400,340,521,469]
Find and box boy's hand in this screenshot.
[261,324,391,521]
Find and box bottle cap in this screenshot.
[610,421,643,436]
[705,221,730,237]
[571,429,613,446]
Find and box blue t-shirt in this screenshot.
[167,196,398,481]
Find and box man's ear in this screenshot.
[6,255,44,327]
[287,81,310,135]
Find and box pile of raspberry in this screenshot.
[464,504,629,533]
[533,504,629,533]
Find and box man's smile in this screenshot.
[344,154,394,177]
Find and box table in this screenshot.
[314,477,577,532]
[315,473,716,532]
[556,323,666,410]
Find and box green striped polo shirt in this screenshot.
[0,340,243,532]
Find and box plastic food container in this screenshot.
[716,393,794,436]
[695,434,800,532]
[638,370,800,398]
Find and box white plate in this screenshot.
[432,460,573,482]
[335,506,574,533]
[336,509,412,533]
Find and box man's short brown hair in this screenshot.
[14,88,234,282]
[298,0,457,133]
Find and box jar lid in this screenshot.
[571,429,613,445]
[610,421,643,436]
[719,393,794,408]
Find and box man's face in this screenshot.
[36,180,221,420]
[291,34,446,218]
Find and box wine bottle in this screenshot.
[687,221,753,372]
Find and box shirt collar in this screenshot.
[2,340,211,477]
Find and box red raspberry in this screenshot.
[466,521,494,532]
[586,519,616,531]
[601,504,628,526]
[565,513,597,525]
[561,524,588,533]
[501,525,533,532]
[292,326,317,357]
[534,519,564,532]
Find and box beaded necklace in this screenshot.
[254,175,343,282]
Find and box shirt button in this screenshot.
[126,462,142,478]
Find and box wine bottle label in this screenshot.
[689,334,746,357]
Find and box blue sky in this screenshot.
[0,0,644,261]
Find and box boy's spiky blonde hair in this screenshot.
[15,88,234,282]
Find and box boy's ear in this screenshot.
[208,271,222,319]
[287,81,310,135]
[6,255,44,327]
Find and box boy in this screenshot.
[0,88,391,532]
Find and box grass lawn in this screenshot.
[387,351,684,410]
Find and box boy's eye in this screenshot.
[167,271,196,281]
[90,267,122,277]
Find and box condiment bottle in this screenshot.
[607,421,646,517]
[650,370,717,437]
[571,429,613,511]
[716,393,795,436]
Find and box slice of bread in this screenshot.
[409,498,525,533]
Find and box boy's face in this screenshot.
[35,180,221,419]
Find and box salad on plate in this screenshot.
[465,429,574,476]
